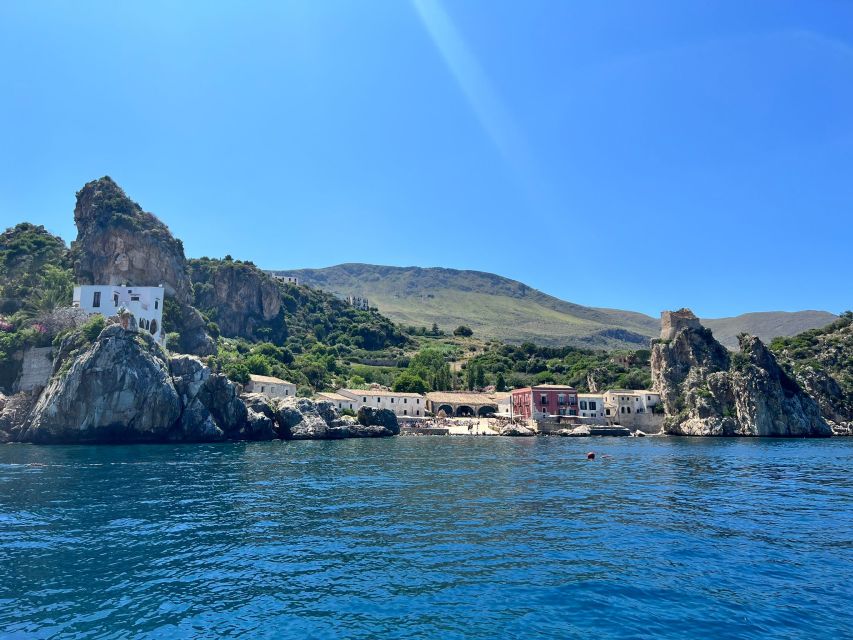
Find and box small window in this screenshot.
[113,294,119,307]
[391,398,394,403]
[155,300,159,310]
[363,397,367,402]
[417,399,420,404]
[589,401,597,410]
[580,401,587,410]
[606,409,611,416]
[92,291,101,307]
[403,410,407,415]
[130,295,140,302]
[404,398,407,404]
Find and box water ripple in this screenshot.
[0,438,851,639]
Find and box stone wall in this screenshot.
[15,347,54,392]
[660,308,702,341]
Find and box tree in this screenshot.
[496,372,507,392]
[392,372,428,394]
[466,364,475,391]
[475,364,485,388]
[453,325,473,337]
[408,348,452,390]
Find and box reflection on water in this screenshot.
[1,437,851,639]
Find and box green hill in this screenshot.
[275,263,836,349]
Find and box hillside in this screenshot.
[278,264,836,349]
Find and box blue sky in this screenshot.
[1,1,851,318]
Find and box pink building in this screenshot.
[511,385,578,419]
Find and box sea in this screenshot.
[1,437,851,639]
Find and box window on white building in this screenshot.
[92,291,101,307]
[589,401,597,410]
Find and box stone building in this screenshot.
[425,391,509,418]
[346,296,370,311]
[73,284,166,345]
[511,385,578,420]
[335,389,425,417]
[660,308,702,341]
[244,374,297,399]
[578,393,605,419]
[603,390,663,433]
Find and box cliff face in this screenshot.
[188,258,282,340]
[651,309,830,437]
[70,177,214,355]
[770,313,853,436]
[72,177,192,303]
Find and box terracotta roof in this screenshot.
[337,388,424,399]
[249,374,294,385]
[425,392,506,405]
[315,392,353,402]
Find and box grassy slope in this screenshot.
[275,263,836,349]
[277,264,657,348]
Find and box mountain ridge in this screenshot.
[275,263,836,349]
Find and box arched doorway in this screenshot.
[437,404,454,418]
[149,319,158,335]
[477,405,497,417]
[455,405,475,417]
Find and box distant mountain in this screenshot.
[274,264,836,349]
[702,311,838,350]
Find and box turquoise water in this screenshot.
[1,437,851,639]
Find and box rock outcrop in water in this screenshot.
[71,177,214,355]
[2,319,396,444]
[651,309,831,437]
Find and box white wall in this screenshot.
[74,285,165,344]
[337,390,425,417]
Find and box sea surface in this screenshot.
[0,437,851,639]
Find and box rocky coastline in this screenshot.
[0,317,399,444]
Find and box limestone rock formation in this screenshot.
[770,313,853,436]
[356,406,400,435]
[24,324,181,443]
[187,258,282,340]
[499,424,535,437]
[71,177,214,355]
[651,309,830,437]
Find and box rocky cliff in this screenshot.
[70,177,214,355]
[770,313,853,436]
[2,317,397,444]
[188,258,283,340]
[651,309,831,437]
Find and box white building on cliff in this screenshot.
[73,284,165,345]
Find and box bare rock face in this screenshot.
[24,325,181,443]
[651,309,830,437]
[188,259,282,340]
[72,177,192,302]
[356,406,400,435]
[71,177,214,355]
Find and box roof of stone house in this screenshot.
[604,389,659,395]
[425,391,508,405]
[248,374,294,385]
[511,384,577,392]
[315,391,353,402]
[337,388,424,399]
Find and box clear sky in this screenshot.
[1,1,851,318]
